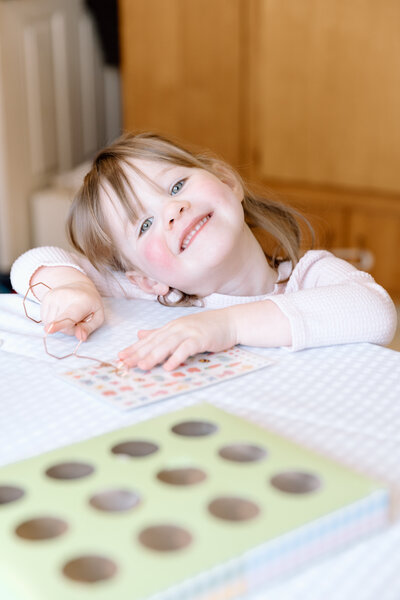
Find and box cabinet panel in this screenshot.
[249,0,400,192]
[267,186,347,250]
[119,0,242,165]
[268,183,400,299]
[349,210,400,299]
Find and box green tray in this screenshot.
[0,404,388,599]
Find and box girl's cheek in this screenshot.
[143,238,174,270]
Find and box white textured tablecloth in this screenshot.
[1,293,400,599]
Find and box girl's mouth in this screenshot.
[180,214,212,251]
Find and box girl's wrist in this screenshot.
[228,301,292,348]
[30,266,97,301]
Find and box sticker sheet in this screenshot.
[59,347,273,411]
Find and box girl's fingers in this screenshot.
[118,342,142,360]
[138,336,199,371]
[118,322,199,370]
[163,339,198,371]
[120,333,184,369]
[45,308,104,340]
[45,320,75,336]
[136,347,169,370]
[122,342,169,369]
[118,330,167,360]
[74,323,89,342]
[137,329,154,340]
[75,310,104,339]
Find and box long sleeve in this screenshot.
[10,246,398,351]
[10,246,156,301]
[203,250,397,350]
[267,251,397,350]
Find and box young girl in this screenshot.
[11,132,397,371]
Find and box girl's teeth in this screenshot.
[181,216,210,250]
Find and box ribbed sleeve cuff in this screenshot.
[10,246,86,299]
[267,295,308,351]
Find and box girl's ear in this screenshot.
[125,271,169,296]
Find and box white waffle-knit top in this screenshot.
[10,247,397,351]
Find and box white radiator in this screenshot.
[0,0,121,269]
[31,161,91,250]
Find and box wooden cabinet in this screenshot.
[245,0,400,193]
[118,0,400,299]
[118,0,242,166]
[268,183,400,293]
[348,207,400,294]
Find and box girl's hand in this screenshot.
[118,309,238,371]
[118,300,292,371]
[27,266,105,341]
[40,281,105,341]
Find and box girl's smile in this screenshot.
[179,213,212,251]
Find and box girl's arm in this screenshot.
[118,301,292,371]
[10,246,141,300]
[11,246,108,340]
[118,251,397,370]
[265,251,397,351]
[11,246,155,300]
[11,246,155,340]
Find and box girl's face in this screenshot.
[102,159,246,296]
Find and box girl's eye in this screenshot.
[139,217,154,236]
[170,179,186,195]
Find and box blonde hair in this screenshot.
[67,132,312,305]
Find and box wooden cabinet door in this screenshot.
[349,209,400,298]
[118,0,242,165]
[263,183,348,251]
[247,0,400,193]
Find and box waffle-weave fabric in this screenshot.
[1,293,400,599]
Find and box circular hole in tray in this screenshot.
[89,489,141,512]
[270,470,322,494]
[219,443,267,463]
[157,467,207,486]
[111,440,159,458]
[15,516,68,540]
[171,420,218,437]
[208,496,260,522]
[139,524,192,552]
[45,461,95,480]
[0,485,25,505]
[63,555,117,583]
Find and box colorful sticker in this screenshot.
[59,347,273,411]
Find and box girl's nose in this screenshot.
[164,199,190,228]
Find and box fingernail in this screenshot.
[115,360,129,376]
[47,322,55,333]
